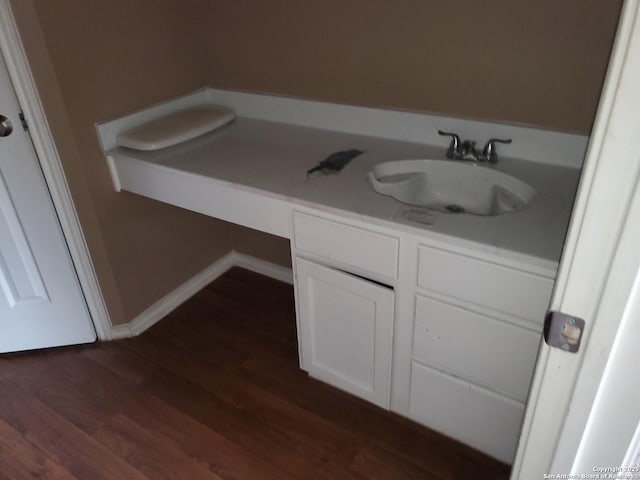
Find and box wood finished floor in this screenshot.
[0,268,511,480]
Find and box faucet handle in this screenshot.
[483,138,512,163]
[438,130,461,159]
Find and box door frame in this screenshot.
[512,0,640,476]
[0,0,112,340]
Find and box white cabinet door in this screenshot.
[0,54,95,352]
[296,257,394,408]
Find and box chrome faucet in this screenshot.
[438,130,511,164]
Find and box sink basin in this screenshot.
[367,160,536,216]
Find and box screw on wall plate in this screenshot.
[562,344,570,351]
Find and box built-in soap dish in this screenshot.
[117,104,235,151]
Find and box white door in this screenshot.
[0,54,95,352]
[511,0,640,477]
[296,257,394,408]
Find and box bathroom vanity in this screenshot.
[98,88,585,464]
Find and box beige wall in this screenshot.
[11,0,233,325]
[199,0,622,133]
[201,0,622,270]
[9,0,622,327]
[230,225,292,268]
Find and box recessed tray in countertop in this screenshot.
[117,105,235,151]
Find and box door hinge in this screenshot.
[543,311,585,353]
[18,111,28,131]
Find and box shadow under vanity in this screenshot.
[98,88,584,464]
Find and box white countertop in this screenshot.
[105,115,581,270]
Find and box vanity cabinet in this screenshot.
[292,211,398,408]
[408,243,554,463]
[291,209,555,463]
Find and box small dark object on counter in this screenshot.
[445,205,465,213]
[307,149,364,175]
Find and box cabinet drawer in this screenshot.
[409,361,524,464]
[417,245,553,323]
[413,295,540,402]
[293,212,398,279]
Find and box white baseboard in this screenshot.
[231,251,293,285]
[110,251,293,339]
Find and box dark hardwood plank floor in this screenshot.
[0,268,511,479]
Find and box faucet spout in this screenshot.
[460,140,480,162]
